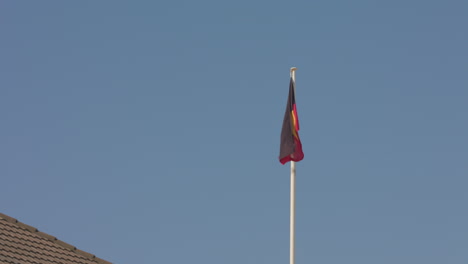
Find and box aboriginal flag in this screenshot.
[279,78,304,164]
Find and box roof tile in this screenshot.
[0,213,112,264]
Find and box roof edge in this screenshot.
[0,212,112,264]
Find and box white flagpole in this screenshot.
[290,67,297,264]
[290,161,296,264]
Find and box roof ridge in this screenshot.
[0,212,112,264]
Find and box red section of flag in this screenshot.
[279,78,304,164]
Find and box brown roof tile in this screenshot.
[0,213,112,264]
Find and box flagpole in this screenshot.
[290,161,296,264]
[290,67,297,264]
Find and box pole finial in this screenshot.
[290,67,297,79]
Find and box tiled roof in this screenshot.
[0,213,111,264]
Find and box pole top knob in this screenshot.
[290,67,297,78]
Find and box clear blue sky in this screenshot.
[1,1,467,263]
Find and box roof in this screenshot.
[0,213,112,264]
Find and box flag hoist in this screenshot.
[279,67,304,264]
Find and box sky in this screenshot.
[1,1,467,263]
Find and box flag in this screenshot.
[279,77,304,164]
